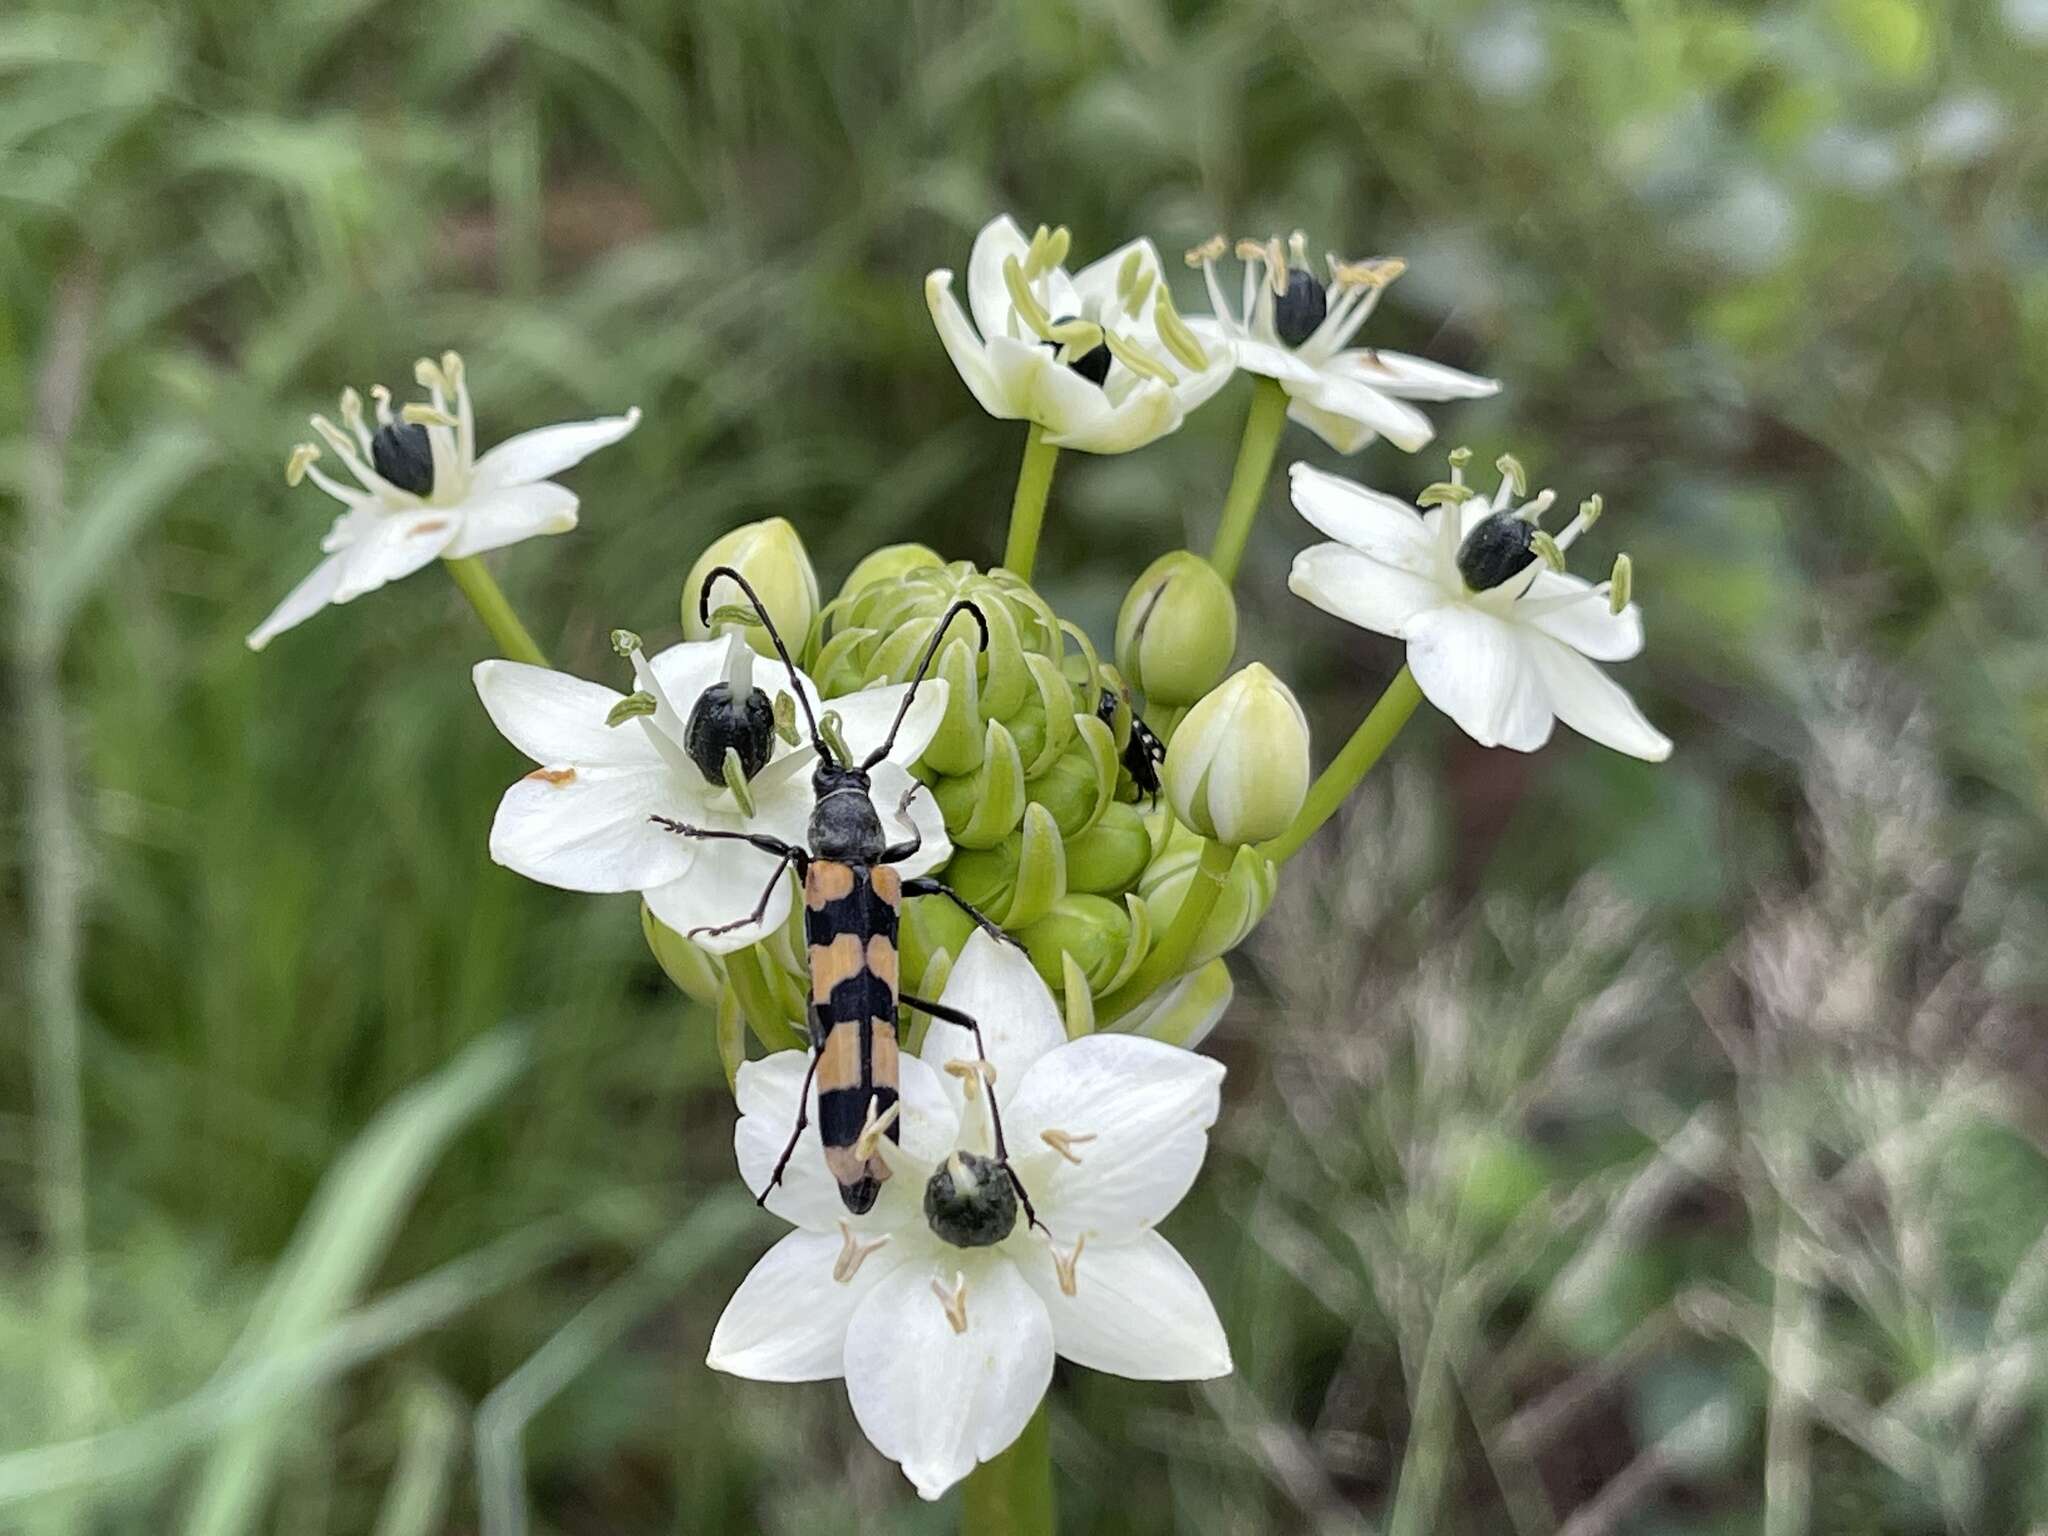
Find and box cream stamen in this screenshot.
[932,1271,970,1334]
[833,1221,890,1284]
[1052,1234,1087,1297]
[1039,1128,1098,1165]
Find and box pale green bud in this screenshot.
[1064,801,1153,893]
[1020,895,1133,995]
[942,802,1066,930]
[1137,827,1278,968]
[1030,732,1117,839]
[641,902,724,1005]
[837,542,945,603]
[682,517,820,657]
[1115,551,1238,707]
[1123,958,1233,1048]
[1162,663,1310,846]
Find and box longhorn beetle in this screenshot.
[652,566,1038,1225]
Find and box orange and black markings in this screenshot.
[805,860,904,1213]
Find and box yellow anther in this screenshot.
[1039,1128,1098,1166]
[1153,290,1211,372]
[439,351,464,391]
[401,403,459,428]
[1531,530,1566,572]
[1046,318,1104,355]
[1052,1234,1086,1297]
[1496,453,1528,498]
[854,1097,902,1160]
[1266,237,1288,293]
[1002,255,1056,340]
[413,356,447,394]
[1102,329,1178,386]
[1122,265,1155,318]
[1117,246,1144,299]
[309,414,357,459]
[1332,257,1407,288]
[1043,225,1071,272]
[1234,238,1271,265]
[944,1057,998,1090]
[369,384,394,424]
[932,1271,970,1334]
[339,387,364,431]
[1184,234,1227,267]
[1579,493,1605,529]
[285,443,320,486]
[1023,224,1052,278]
[1447,445,1473,475]
[833,1221,890,1284]
[1609,553,1633,615]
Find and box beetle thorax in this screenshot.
[809,782,884,861]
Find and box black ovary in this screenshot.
[924,1150,1019,1248]
[1457,511,1539,592]
[683,683,776,785]
[1272,267,1328,348]
[1044,315,1112,386]
[369,421,435,496]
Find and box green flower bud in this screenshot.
[837,542,945,603]
[1019,894,1134,995]
[1030,731,1116,839]
[1115,551,1238,707]
[1163,663,1310,846]
[942,801,1067,929]
[1064,801,1154,893]
[1123,957,1233,1048]
[1137,825,1278,969]
[641,902,724,1005]
[683,517,820,657]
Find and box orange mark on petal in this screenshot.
[411,518,450,536]
[525,767,576,785]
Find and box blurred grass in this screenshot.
[6,0,2048,1530]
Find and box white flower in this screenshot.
[474,633,950,951]
[247,353,640,651]
[1287,458,1672,761]
[1184,233,1499,454]
[708,932,1231,1500]
[925,215,1233,453]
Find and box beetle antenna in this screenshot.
[698,565,828,760]
[862,599,989,770]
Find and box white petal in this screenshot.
[822,679,949,768]
[984,335,1107,437]
[246,553,347,650]
[1215,332,1323,385]
[1043,380,1183,455]
[1167,357,1237,418]
[966,214,1033,346]
[1004,1033,1222,1236]
[707,1228,907,1382]
[468,408,641,492]
[1069,236,1162,311]
[844,1252,1054,1501]
[1016,1230,1231,1380]
[926,272,1015,419]
[921,931,1067,1124]
[442,481,579,557]
[866,761,952,879]
[473,660,653,767]
[1283,395,1381,455]
[1122,961,1234,1050]
[1288,544,1443,640]
[642,834,799,953]
[1287,464,1438,574]
[1520,571,1644,661]
[1525,635,1672,762]
[1287,373,1436,454]
[487,761,692,892]
[1404,604,1555,752]
[330,510,462,603]
[1329,347,1501,401]
[735,1051,957,1232]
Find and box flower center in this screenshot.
[1456,510,1539,592]
[1272,267,1327,348]
[369,421,435,497]
[1044,314,1112,386]
[683,682,776,786]
[923,1151,1018,1248]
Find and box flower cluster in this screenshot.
[247,209,1670,1504]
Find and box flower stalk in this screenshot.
[1206,376,1291,586]
[443,556,549,667]
[1097,835,1237,1023]
[959,1402,1054,1536]
[1002,424,1061,581]
[1260,665,1423,863]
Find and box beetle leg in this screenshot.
[648,816,806,871]
[900,877,1017,946]
[686,849,799,939]
[754,1049,820,1207]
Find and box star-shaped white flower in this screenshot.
[1184,233,1499,454]
[1288,458,1672,761]
[925,215,1233,453]
[708,933,1231,1500]
[247,353,640,650]
[475,633,950,951]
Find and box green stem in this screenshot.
[1206,377,1290,586]
[1001,424,1061,582]
[1259,666,1424,864]
[443,556,549,666]
[1097,836,1236,1025]
[959,1401,1053,1535]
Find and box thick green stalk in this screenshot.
[1001,425,1061,581]
[443,557,549,666]
[1096,837,1236,1024]
[1206,377,1290,586]
[959,1402,1053,1535]
[1259,666,1423,863]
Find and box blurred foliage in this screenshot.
[5,0,2048,1530]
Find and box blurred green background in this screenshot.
[8,0,2048,1530]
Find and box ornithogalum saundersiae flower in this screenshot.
[707,933,1230,1499]
[476,632,949,950]
[1184,233,1498,454]
[1288,455,1671,760]
[247,353,639,649]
